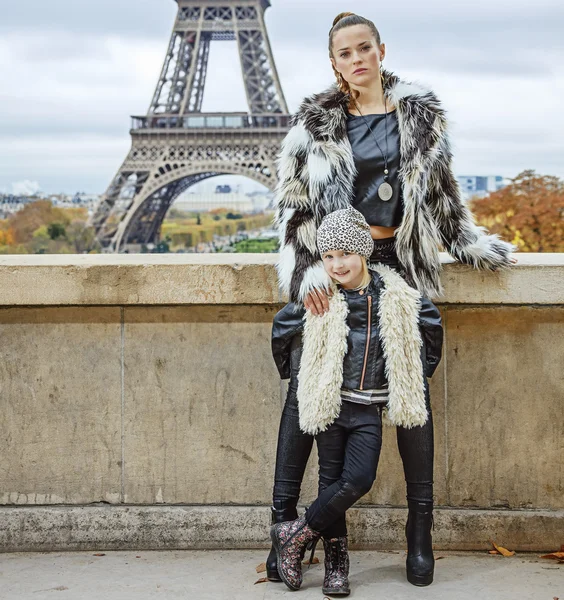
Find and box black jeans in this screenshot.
[369,236,435,505]
[306,401,384,538]
[272,333,314,504]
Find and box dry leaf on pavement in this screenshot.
[489,540,515,557]
[540,552,564,561]
[255,562,266,573]
[254,577,268,585]
[303,556,320,565]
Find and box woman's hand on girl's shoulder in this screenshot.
[304,288,333,316]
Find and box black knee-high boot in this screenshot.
[405,499,434,586]
[266,499,299,581]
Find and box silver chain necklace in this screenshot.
[353,96,394,202]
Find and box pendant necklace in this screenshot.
[353,96,393,202]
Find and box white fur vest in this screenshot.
[297,265,428,434]
[274,70,516,304]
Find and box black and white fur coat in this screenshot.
[274,70,516,304]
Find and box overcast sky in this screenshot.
[0,0,563,194]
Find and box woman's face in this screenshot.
[321,250,365,289]
[331,24,385,89]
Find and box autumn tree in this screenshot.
[0,223,15,246]
[65,221,101,253]
[8,200,70,244]
[47,222,66,240]
[167,207,189,219]
[4,202,99,253]
[470,170,564,252]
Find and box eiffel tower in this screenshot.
[90,0,289,251]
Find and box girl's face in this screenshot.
[321,250,365,289]
[330,25,385,90]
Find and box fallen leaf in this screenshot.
[489,550,500,555]
[255,562,266,573]
[540,552,564,560]
[254,578,268,585]
[93,553,106,557]
[435,556,447,560]
[135,556,141,559]
[303,556,320,565]
[489,540,515,557]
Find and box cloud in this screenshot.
[0,33,165,138]
[0,135,130,194]
[266,3,564,79]
[0,0,176,38]
[12,180,41,196]
[0,0,563,193]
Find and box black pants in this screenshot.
[272,333,314,505]
[306,401,383,537]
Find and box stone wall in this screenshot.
[0,253,562,551]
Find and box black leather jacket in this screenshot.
[272,273,443,386]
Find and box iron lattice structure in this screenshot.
[90,0,290,251]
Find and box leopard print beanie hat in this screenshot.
[317,207,374,259]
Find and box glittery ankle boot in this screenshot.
[265,501,299,582]
[322,536,350,596]
[270,515,320,591]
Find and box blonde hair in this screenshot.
[358,257,372,289]
[328,12,383,102]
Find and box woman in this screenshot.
[267,11,516,588]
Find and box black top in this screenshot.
[346,110,404,227]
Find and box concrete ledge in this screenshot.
[0,254,281,306]
[1,505,561,553]
[0,253,562,306]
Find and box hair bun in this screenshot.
[332,12,355,27]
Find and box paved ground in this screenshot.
[0,549,562,600]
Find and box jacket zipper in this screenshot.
[359,295,372,390]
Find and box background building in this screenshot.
[457,175,506,200]
[0,195,33,219]
[173,185,273,214]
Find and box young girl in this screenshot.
[270,207,443,595]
